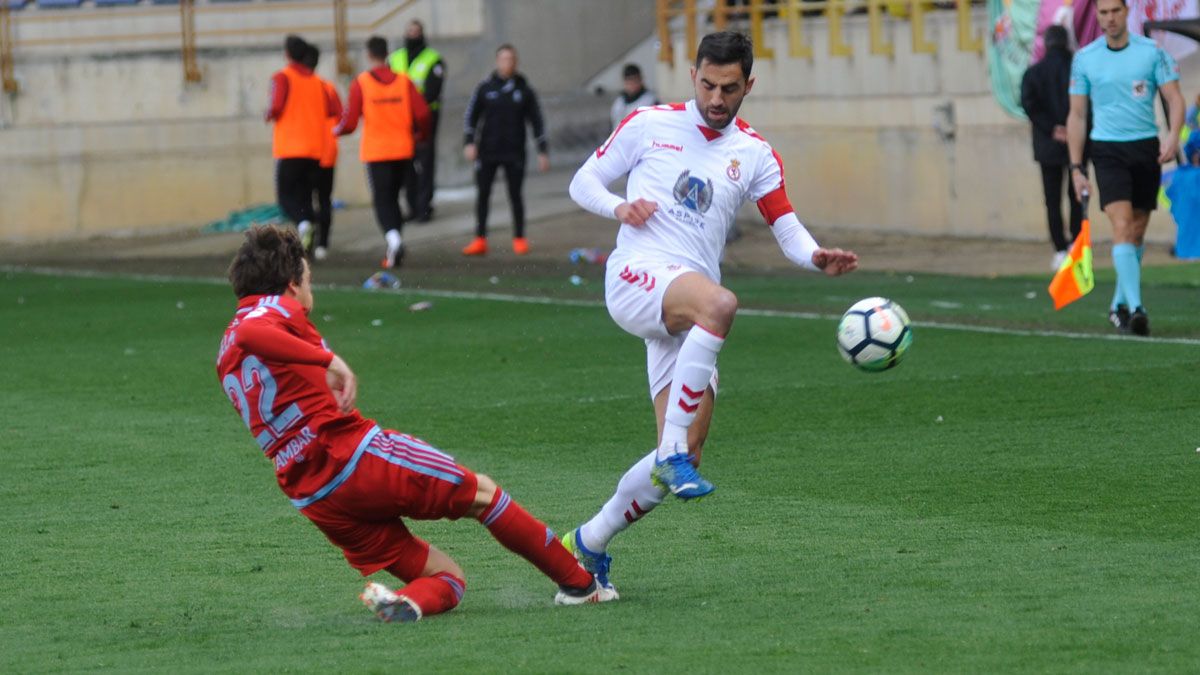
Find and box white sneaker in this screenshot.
[383,230,404,269]
[359,581,422,623]
[313,246,328,261]
[298,221,314,250]
[554,577,620,606]
[1052,250,1068,270]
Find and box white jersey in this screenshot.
[570,99,816,282]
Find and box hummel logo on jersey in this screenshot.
[653,140,683,152]
[672,170,714,214]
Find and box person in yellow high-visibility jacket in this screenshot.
[389,20,445,223]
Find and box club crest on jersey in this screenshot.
[726,159,741,182]
[672,170,714,214]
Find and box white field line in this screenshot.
[6,264,1200,346]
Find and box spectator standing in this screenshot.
[389,20,445,223]
[335,36,432,269]
[303,44,342,262]
[266,35,331,250]
[610,63,659,130]
[462,44,549,257]
[1021,26,1086,270]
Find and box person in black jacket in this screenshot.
[462,44,549,256]
[1021,25,1087,270]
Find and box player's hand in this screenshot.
[812,248,859,276]
[326,354,358,413]
[1071,168,1091,204]
[615,198,658,227]
[1159,135,1180,164]
[537,152,550,173]
[1052,125,1068,143]
[463,144,477,163]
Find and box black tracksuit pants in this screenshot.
[276,158,320,226]
[1039,162,1083,252]
[366,160,411,235]
[407,113,438,220]
[313,166,335,248]
[475,156,526,239]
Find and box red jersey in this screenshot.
[216,294,377,502]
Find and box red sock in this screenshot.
[383,570,465,618]
[478,489,593,589]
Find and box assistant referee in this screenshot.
[1067,0,1184,336]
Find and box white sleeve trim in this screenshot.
[771,211,820,271]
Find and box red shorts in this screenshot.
[299,428,479,578]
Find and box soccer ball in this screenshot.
[836,297,913,372]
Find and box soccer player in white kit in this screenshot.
[563,32,859,588]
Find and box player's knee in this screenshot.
[702,288,738,333]
[468,473,499,517]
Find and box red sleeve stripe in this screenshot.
[757,186,794,226]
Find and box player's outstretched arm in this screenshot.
[325,354,357,413]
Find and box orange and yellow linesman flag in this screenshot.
[1048,211,1095,310]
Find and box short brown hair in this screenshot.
[228,226,306,298]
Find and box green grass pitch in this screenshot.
[2,266,1199,673]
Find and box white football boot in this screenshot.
[359,581,422,623]
[554,576,619,606]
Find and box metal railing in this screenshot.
[1,3,15,93]
[3,0,421,84]
[654,0,984,63]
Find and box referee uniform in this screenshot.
[1069,32,1180,335]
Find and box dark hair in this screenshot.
[285,35,308,63]
[366,35,389,60]
[622,63,642,79]
[1043,25,1069,51]
[496,43,516,56]
[302,43,320,70]
[695,31,753,79]
[228,226,306,299]
[408,19,425,33]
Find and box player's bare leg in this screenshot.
[362,544,466,623]
[651,272,735,499]
[465,474,616,604]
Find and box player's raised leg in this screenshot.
[467,473,618,605]
[652,272,736,499]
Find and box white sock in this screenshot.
[657,325,725,460]
[579,450,665,553]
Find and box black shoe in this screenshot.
[1108,305,1131,333]
[1129,307,1150,336]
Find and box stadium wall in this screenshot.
[656,9,1198,245]
[0,0,654,242]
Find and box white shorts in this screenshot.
[604,252,720,399]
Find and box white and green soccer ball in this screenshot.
[836,297,913,372]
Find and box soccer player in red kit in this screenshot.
[216,226,616,622]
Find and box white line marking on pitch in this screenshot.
[5,265,1199,346]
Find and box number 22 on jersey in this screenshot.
[223,355,302,453]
